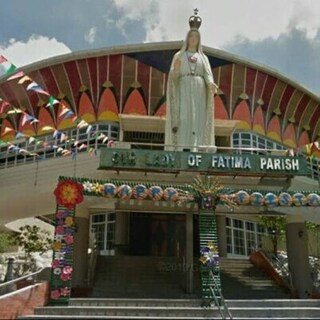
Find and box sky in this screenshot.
[1,0,320,94]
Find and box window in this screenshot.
[90,212,116,255]
[233,131,287,155]
[226,217,266,256]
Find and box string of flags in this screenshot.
[0,54,112,160]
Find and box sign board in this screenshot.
[99,148,310,176]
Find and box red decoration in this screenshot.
[54,179,84,208]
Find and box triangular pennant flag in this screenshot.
[8,107,22,114]
[59,107,71,117]
[18,75,32,84]
[29,137,36,144]
[86,125,93,134]
[46,96,59,108]
[77,120,88,128]
[79,143,87,150]
[60,133,67,142]
[0,56,7,64]
[2,127,14,135]
[107,140,114,147]
[7,71,25,81]
[5,64,17,75]
[53,130,59,138]
[26,81,50,96]
[21,113,35,126]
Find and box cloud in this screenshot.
[84,27,97,44]
[0,34,71,67]
[110,0,320,47]
[225,27,320,94]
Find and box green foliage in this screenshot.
[0,232,12,253]
[12,225,52,256]
[259,216,286,256]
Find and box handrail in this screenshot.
[264,251,293,288]
[209,269,233,320]
[0,268,44,296]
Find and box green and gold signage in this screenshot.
[99,148,310,176]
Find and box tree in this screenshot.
[259,216,286,256]
[12,225,52,257]
[0,233,12,253]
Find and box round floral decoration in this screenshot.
[200,242,219,267]
[54,179,84,208]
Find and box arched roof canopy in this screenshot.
[0,41,319,146]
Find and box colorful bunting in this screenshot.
[26,81,50,96]
[0,56,7,64]
[7,71,25,81]
[5,64,17,75]
[18,75,32,84]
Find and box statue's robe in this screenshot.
[165,51,215,151]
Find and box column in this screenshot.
[286,214,313,298]
[216,215,227,257]
[72,206,90,288]
[185,212,194,293]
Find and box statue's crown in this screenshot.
[189,8,202,30]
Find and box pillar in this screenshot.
[72,206,90,288]
[216,215,227,257]
[185,212,194,293]
[286,214,313,298]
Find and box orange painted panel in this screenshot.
[0,119,15,141]
[155,103,166,117]
[233,100,251,130]
[18,115,36,137]
[214,95,229,120]
[298,130,310,147]
[283,123,296,147]
[123,89,147,115]
[78,92,96,123]
[267,115,282,142]
[37,108,55,134]
[252,106,265,135]
[98,87,119,122]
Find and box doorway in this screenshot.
[129,213,186,257]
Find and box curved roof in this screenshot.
[0,41,319,146]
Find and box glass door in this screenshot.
[90,212,116,256]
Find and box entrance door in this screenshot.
[90,212,116,255]
[129,213,186,256]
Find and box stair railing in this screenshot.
[209,269,233,320]
[265,251,293,288]
[0,268,44,296]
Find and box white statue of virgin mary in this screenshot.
[165,10,217,151]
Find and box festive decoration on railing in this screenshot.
[49,206,75,305]
[189,175,236,210]
[57,176,320,208]
[54,179,84,208]
[200,242,219,267]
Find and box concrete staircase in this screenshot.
[91,256,188,298]
[220,258,289,299]
[19,298,320,319]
